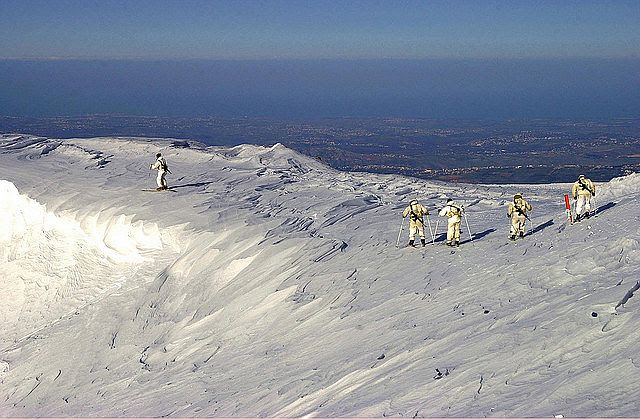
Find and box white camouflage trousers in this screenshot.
[510,215,526,236]
[575,195,591,216]
[409,220,426,240]
[447,220,461,243]
[156,171,168,189]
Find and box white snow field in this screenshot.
[1,134,639,417]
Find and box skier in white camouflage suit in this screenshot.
[402,199,429,247]
[507,193,532,240]
[571,174,596,221]
[438,198,463,247]
[150,152,170,190]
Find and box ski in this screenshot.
[402,244,427,250]
[141,188,177,192]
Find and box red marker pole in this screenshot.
[564,194,573,224]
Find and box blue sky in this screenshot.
[1,1,638,119]
[1,0,639,59]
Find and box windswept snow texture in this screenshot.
[1,134,640,417]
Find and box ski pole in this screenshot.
[524,213,534,234]
[433,219,439,244]
[464,213,473,241]
[395,217,406,248]
[426,214,435,244]
[526,215,534,235]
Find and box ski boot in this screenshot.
[519,231,524,238]
[421,238,426,247]
[454,240,460,247]
[408,239,415,247]
[509,234,517,241]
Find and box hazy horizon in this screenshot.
[2,1,638,120]
[1,57,639,120]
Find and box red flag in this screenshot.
[564,194,573,224]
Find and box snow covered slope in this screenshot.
[1,134,639,417]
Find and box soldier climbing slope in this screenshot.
[571,174,596,221]
[438,198,463,247]
[402,199,429,247]
[507,193,532,240]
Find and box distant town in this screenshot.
[1,115,638,184]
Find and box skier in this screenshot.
[438,198,463,247]
[507,193,532,240]
[149,153,170,190]
[402,199,429,247]
[571,174,595,221]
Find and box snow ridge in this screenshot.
[0,134,639,417]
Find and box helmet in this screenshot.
[514,193,522,200]
[410,199,418,205]
[446,198,453,203]
[156,153,162,158]
[578,174,585,179]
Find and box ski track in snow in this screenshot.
[1,134,639,417]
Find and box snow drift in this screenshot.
[1,134,639,417]
[0,179,169,345]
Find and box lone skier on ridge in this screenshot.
[571,174,595,221]
[402,199,429,247]
[438,198,463,247]
[507,192,532,240]
[150,152,171,190]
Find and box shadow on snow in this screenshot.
[168,181,215,190]
[527,219,554,236]
[595,201,616,214]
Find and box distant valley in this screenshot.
[1,115,638,183]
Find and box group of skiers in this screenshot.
[401,198,467,247]
[401,174,596,247]
[147,153,596,247]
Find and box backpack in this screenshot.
[448,204,462,216]
[159,158,169,172]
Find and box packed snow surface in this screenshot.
[1,134,639,417]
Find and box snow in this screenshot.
[1,133,639,416]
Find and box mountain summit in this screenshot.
[1,135,639,416]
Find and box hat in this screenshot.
[410,199,418,205]
[514,193,523,199]
[446,198,453,203]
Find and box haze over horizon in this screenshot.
[1,0,639,119]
